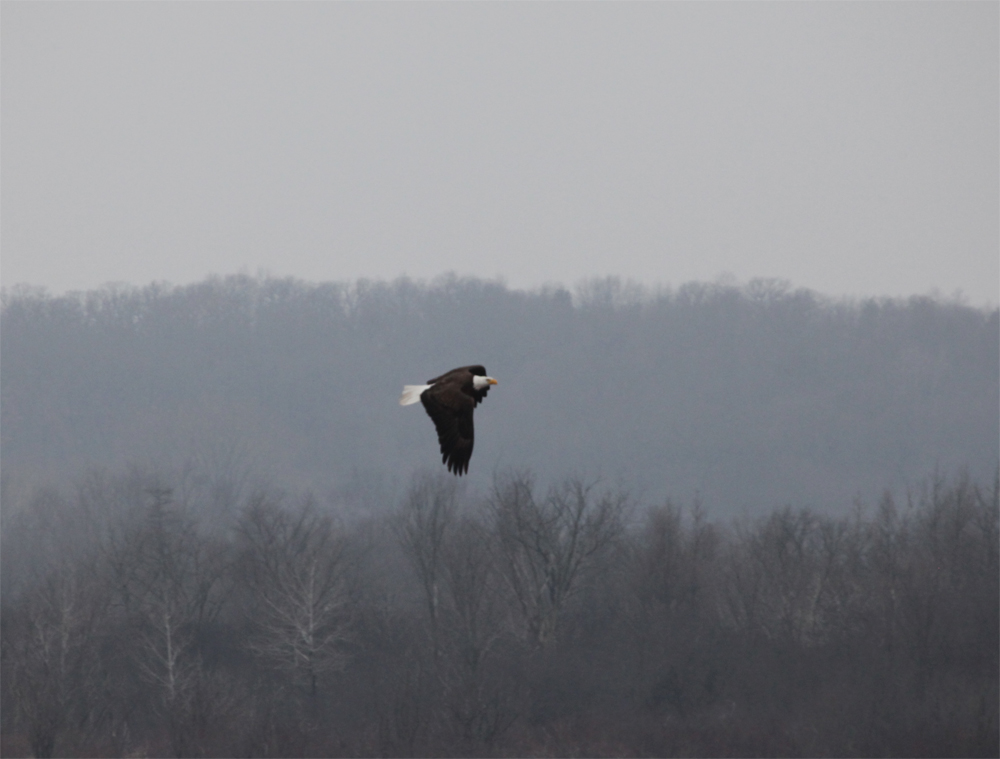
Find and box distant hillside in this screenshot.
[2,275,997,514]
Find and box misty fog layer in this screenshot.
[2,275,997,514]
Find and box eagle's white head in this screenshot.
[472,375,499,390]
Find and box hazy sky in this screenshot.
[3,2,997,304]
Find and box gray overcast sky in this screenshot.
[2,2,997,304]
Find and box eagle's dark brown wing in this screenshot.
[420,382,476,475]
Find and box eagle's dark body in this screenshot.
[417,365,492,475]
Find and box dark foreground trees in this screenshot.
[2,467,997,757]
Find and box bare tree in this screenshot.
[440,516,502,675]
[629,499,720,620]
[438,514,519,748]
[104,484,228,757]
[620,499,725,718]
[723,506,842,645]
[394,472,458,659]
[2,563,104,759]
[236,493,352,708]
[490,471,627,646]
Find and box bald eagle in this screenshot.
[399,365,498,475]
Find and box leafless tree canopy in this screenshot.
[2,466,995,757]
[490,472,627,646]
[237,494,351,702]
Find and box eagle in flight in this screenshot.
[399,365,498,475]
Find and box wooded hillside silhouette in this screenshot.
[2,275,996,513]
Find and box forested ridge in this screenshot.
[2,275,997,512]
[1,275,997,756]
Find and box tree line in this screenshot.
[2,275,997,513]
[2,465,996,757]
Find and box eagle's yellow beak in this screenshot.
[489,378,499,385]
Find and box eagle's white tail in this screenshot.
[399,384,432,406]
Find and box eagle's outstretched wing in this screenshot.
[420,383,475,475]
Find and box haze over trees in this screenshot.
[1,275,997,756]
[2,274,997,512]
